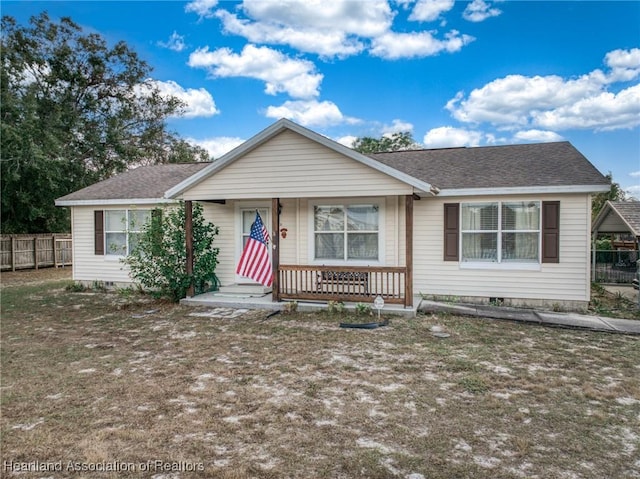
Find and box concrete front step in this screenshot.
[218,284,272,296]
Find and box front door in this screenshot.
[235,207,271,284]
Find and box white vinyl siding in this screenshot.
[70,193,593,305]
[71,206,156,284]
[200,202,236,287]
[413,194,593,302]
[181,130,413,200]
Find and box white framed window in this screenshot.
[461,201,540,264]
[105,209,151,256]
[311,201,382,263]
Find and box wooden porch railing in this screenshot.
[278,264,408,306]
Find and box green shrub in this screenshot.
[123,202,220,302]
[65,282,86,292]
[355,303,372,316]
[327,301,345,314]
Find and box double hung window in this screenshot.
[313,204,379,262]
[105,209,151,256]
[461,201,540,263]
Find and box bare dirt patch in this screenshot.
[2,280,639,478]
[590,282,640,320]
[1,267,72,288]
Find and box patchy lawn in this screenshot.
[1,272,639,478]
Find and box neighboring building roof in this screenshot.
[55,162,210,206]
[369,142,610,196]
[592,200,640,237]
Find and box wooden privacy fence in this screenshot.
[1,234,72,271]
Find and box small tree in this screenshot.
[352,131,419,154]
[124,202,219,302]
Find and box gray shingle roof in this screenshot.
[56,163,211,203]
[57,138,609,205]
[369,141,609,190]
[607,201,640,237]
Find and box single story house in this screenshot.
[56,118,610,310]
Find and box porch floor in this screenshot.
[181,291,420,318]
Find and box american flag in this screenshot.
[235,212,273,287]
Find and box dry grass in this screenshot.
[1,270,639,478]
[589,282,640,320]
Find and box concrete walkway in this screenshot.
[419,300,640,335]
[182,290,640,334]
[181,291,420,318]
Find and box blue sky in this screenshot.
[4,1,640,196]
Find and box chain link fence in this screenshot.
[592,249,638,284]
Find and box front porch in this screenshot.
[184,194,417,309]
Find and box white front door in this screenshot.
[235,207,271,284]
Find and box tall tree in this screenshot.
[1,13,209,234]
[352,131,420,154]
[592,172,626,219]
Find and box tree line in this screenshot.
[1,13,209,234]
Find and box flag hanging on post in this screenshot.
[236,211,273,287]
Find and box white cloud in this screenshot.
[409,0,455,22]
[150,80,218,118]
[370,29,474,59]
[463,0,502,22]
[630,171,640,177]
[603,48,640,82]
[210,0,475,60]
[264,99,359,127]
[215,0,392,58]
[446,48,640,132]
[157,31,186,52]
[185,0,218,18]
[624,183,640,199]
[423,126,483,148]
[215,10,364,58]
[532,84,640,131]
[240,0,392,37]
[187,136,245,159]
[382,119,414,135]
[188,44,323,99]
[336,135,358,148]
[512,129,564,142]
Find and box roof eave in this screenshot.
[436,184,611,197]
[55,198,178,207]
